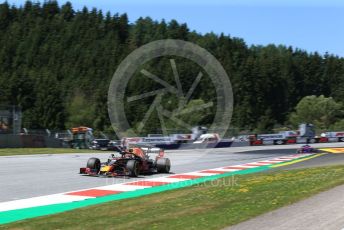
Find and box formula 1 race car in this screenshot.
[80,147,171,177]
[296,145,319,153]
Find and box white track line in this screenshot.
[230,165,258,168]
[245,162,272,166]
[0,194,90,212]
[97,184,151,191]
[180,172,219,176]
[141,177,189,183]
[211,168,242,172]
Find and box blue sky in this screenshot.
[5,0,344,57]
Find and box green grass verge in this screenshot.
[0,148,103,156]
[2,165,344,230]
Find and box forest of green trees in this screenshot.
[1,1,344,135]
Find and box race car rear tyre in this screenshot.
[126,160,139,177]
[87,158,101,173]
[156,158,171,173]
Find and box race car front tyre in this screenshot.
[87,158,101,173]
[126,160,139,177]
[156,158,171,173]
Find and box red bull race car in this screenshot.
[80,147,171,177]
[296,145,319,153]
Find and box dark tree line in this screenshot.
[0,1,344,134]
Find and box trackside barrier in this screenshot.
[249,136,344,146]
[0,135,63,148]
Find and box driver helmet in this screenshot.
[128,148,133,153]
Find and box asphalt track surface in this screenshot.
[1,142,344,203]
[273,152,344,170]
